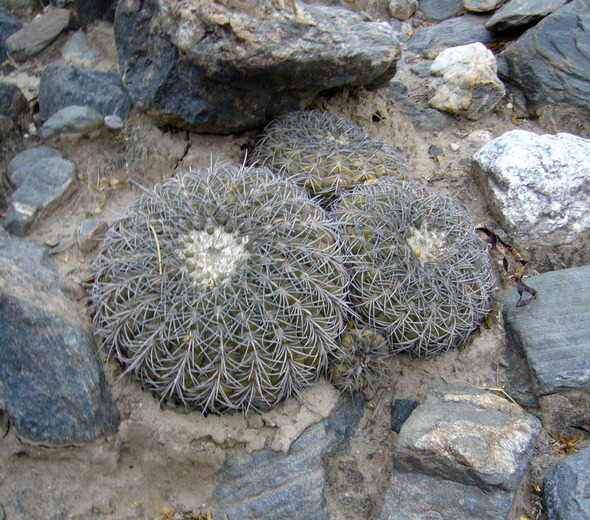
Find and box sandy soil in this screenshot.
[1,18,589,520]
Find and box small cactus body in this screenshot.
[329,325,392,394]
[252,110,412,201]
[335,179,495,358]
[90,162,350,413]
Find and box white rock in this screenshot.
[472,130,590,245]
[428,42,505,120]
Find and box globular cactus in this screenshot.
[251,110,412,201]
[329,325,392,394]
[334,179,495,358]
[89,162,351,414]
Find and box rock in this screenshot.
[544,447,590,520]
[407,14,499,58]
[466,128,494,148]
[389,399,419,434]
[464,0,504,12]
[76,219,107,253]
[4,7,72,62]
[0,114,12,137]
[417,0,465,21]
[486,0,567,32]
[497,0,590,110]
[428,42,505,119]
[38,63,132,122]
[0,81,28,120]
[3,147,77,236]
[214,396,365,520]
[0,227,119,444]
[500,265,590,396]
[538,104,590,140]
[115,0,401,134]
[388,0,417,20]
[7,145,62,188]
[472,130,590,248]
[392,383,541,491]
[381,384,541,520]
[61,31,98,68]
[0,9,21,63]
[74,0,116,29]
[41,105,104,140]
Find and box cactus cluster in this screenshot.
[89,162,350,413]
[334,179,495,358]
[251,110,412,201]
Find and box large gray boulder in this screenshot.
[497,0,590,110]
[114,0,402,133]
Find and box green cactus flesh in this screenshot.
[90,162,351,413]
[335,179,495,358]
[252,111,412,200]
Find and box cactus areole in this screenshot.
[90,162,350,414]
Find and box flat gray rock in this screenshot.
[3,151,76,236]
[5,7,71,61]
[214,396,365,520]
[544,447,590,520]
[6,145,62,188]
[417,0,465,21]
[38,63,132,121]
[380,470,517,520]
[115,0,401,133]
[41,105,104,139]
[497,0,590,109]
[0,227,119,444]
[500,265,590,396]
[486,0,567,32]
[407,14,498,58]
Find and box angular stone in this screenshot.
[500,265,590,396]
[214,396,365,520]
[497,0,590,110]
[472,130,590,247]
[388,0,417,20]
[3,153,76,236]
[115,0,401,133]
[0,9,21,63]
[407,14,499,58]
[390,399,419,434]
[0,227,119,444]
[38,63,132,122]
[5,8,72,61]
[428,42,505,119]
[464,0,504,13]
[544,447,590,520]
[417,0,465,21]
[486,0,567,32]
[0,81,28,120]
[41,105,104,139]
[76,219,107,253]
[7,146,62,188]
[392,384,542,492]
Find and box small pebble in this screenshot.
[449,142,460,151]
[428,144,443,156]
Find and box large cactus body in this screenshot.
[335,179,495,358]
[90,162,350,413]
[252,111,412,200]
